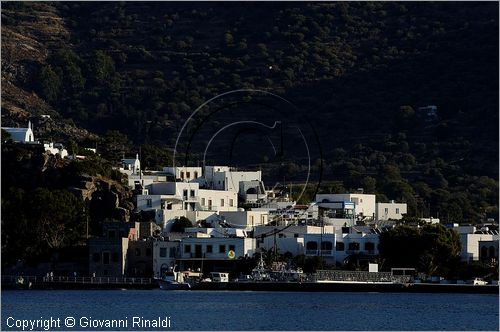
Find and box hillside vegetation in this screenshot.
[1,2,498,223]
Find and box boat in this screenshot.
[156,266,191,290]
[251,254,271,281]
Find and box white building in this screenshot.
[136,182,237,232]
[204,166,261,192]
[316,193,376,221]
[121,154,141,175]
[376,201,407,220]
[199,189,238,212]
[2,121,35,143]
[219,210,269,228]
[152,240,181,277]
[43,142,68,158]
[460,232,499,262]
[180,236,257,260]
[163,166,202,182]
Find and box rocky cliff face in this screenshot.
[70,175,134,223]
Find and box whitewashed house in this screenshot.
[152,240,181,277]
[375,201,407,220]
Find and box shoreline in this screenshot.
[2,281,498,294]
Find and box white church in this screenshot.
[2,121,35,143]
[2,121,68,158]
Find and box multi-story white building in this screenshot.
[199,189,238,212]
[179,234,257,260]
[136,181,238,232]
[375,201,407,220]
[316,193,377,221]
[152,240,181,277]
[163,166,202,182]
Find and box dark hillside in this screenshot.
[1,1,498,222]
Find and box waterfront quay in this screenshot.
[2,275,497,293]
[1,275,156,290]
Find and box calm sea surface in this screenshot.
[1,290,498,330]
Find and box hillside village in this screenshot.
[2,123,498,281]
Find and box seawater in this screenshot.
[1,290,498,330]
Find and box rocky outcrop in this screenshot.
[70,175,134,223]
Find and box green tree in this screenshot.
[39,65,62,102]
[379,224,460,277]
[91,50,116,81]
[101,130,130,163]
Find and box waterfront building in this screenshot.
[152,239,181,277]
[88,222,135,277]
[459,230,499,262]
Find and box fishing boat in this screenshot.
[156,266,191,290]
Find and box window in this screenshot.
[219,245,226,253]
[220,199,224,207]
[169,247,176,258]
[135,248,141,256]
[365,242,375,251]
[396,208,400,214]
[160,248,167,257]
[306,241,318,250]
[146,248,152,256]
[348,242,360,251]
[180,171,184,179]
[208,200,212,208]
[146,199,152,207]
[336,242,345,251]
[112,253,120,262]
[185,245,191,253]
[261,216,265,224]
[206,245,213,253]
[102,252,110,264]
[190,190,195,197]
[167,203,172,210]
[384,208,388,214]
[229,245,235,251]
[183,189,188,198]
[201,198,205,206]
[294,233,299,238]
[186,172,191,178]
[194,171,198,178]
[229,199,234,207]
[92,253,100,262]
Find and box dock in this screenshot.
[1,275,157,290]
